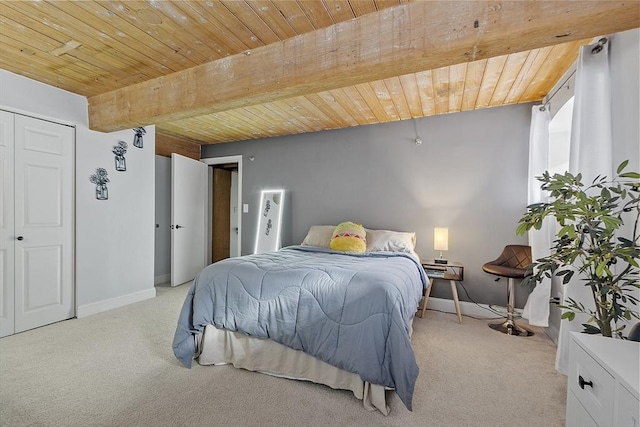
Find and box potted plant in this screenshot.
[517,160,640,338]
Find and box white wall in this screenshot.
[154,155,171,283]
[75,126,156,314]
[0,69,156,317]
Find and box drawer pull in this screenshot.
[578,375,593,390]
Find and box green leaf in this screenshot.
[561,311,575,321]
[620,172,640,179]
[558,225,572,237]
[595,262,606,277]
[617,160,629,174]
[565,270,575,284]
[516,222,529,236]
[582,324,601,334]
[602,216,623,230]
[618,237,635,245]
[527,202,546,209]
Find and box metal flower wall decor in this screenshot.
[112,140,128,171]
[89,167,110,200]
[133,127,146,148]
[89,127,147,200]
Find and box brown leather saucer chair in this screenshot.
[482,245,534,337]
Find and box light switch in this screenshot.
[243,203,249,213]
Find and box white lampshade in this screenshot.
[433,228,449,251]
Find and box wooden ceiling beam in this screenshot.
[155,131,201,160]
[88,1,640,132]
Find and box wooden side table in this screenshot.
[419,260,464,324]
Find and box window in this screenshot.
[548,97,574,175]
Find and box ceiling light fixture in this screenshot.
[412,119,423,145]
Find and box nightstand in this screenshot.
[566,332,639,426]
[419,260,464,323]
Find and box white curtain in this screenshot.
[555,39,613,374]
[522,106,553,327]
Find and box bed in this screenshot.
[172,227,426,414]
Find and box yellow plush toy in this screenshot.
[330,221,366,253]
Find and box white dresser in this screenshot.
[566,332,640,427]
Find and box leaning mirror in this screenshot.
[254,189,285,254]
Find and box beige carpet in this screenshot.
[0,283,566,427]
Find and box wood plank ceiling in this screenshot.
[0,1,637,146]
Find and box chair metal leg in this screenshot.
[488,278,534,337]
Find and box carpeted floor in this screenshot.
[0,283,566,427]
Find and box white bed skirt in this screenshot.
[196,325,390,415]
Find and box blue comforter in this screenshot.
[172,245,426,410]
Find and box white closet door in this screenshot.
[14,115,74,333]
[171,153,207,286]
[0,111,15,337]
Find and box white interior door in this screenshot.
[0,111,15,337]
[171,154,207,286]
[230,171,239,257]
[14,114,74,333]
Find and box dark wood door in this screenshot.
[212,168,231,262]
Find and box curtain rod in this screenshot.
[539,69,576,111]
[539,37,608,112]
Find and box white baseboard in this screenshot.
[426,297,503,319]
[154,274,170,285]
[545,322,560,344]
[77,288,156,318]
[428,297,560,344]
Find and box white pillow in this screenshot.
[301,225,335,248]
[366,229,416,253]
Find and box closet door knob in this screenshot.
[16,236,24,241]
[578,375,593,389]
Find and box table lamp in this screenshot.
[433,227,448,264]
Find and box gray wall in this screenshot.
[202,103,532,308]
